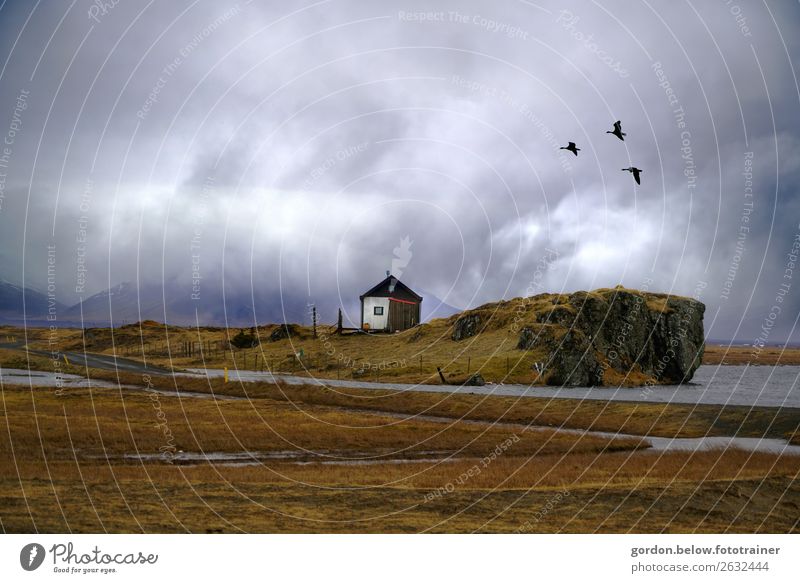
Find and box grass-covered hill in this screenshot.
[17,287,705,387]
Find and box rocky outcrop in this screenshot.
[515,289,704,386]
[464,373,486,386]
[451,314,482,341]
[519,326,604,386]
[448,287,704,387]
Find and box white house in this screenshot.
[359,273,422,332]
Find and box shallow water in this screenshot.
[189,364,800,409]
[0,368,237,401]
[6,366,800,458]
[5,364,797,409]
[103,432,800,468]
[0,368,117,389]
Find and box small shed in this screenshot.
[360,272,422,332]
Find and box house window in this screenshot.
[373,306,384,315]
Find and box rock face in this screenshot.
[465,373,486,387]
[515,289,705,386]
[518,326,604,386]
[449,288,705,387]
[451,313,482,341]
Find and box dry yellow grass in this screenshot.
[703,344,800,366]
[1,376,799,533]
[81,370,800,443]
[0,347,85,376]
[0,383,643,463]
[4,316,800,533]
[2,452,798,533]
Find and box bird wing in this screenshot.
[568,142,576,148]
[633,169,641,184]
[614,121,622,131]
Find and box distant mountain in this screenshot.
[62,280,314,327]
[418,288,462,322]
[0,279,463,329]
[0,279,69,324]
[63,281,164,326]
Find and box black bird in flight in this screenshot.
[622,167,643,185]
[559,142,580,156]
[607,120,626,141]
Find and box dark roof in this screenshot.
[359,275,422,302]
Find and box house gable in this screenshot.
[359,275,422,303]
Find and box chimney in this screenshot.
[386,270,390,277]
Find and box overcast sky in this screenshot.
[0,0,799,340]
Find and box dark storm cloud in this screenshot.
[0,0,799,340]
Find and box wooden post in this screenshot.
[312,306,317,339]
[419,356,422,374]
[437,366,447,385]
[337,308,343,334]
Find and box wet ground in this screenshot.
[5,366,800,460]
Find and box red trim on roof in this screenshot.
[388,297,418,305]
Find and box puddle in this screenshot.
[643,435,800,455]
[0,368,239,401]
[98,431,800,469]
[1,368,119,389]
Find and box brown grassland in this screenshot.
[1,372,799,532]
[2,322,800,532]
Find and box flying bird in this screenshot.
[622,167,643,185]
[559,142,580,156]
[607,120,626,141]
